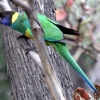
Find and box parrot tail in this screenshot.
[52,42,97,93]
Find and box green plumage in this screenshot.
[0,11,97,92]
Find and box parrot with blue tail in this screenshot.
[0,11,97,92]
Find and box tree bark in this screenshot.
[0,0,73,100]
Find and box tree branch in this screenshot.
[1,0,66,99]
[17,36,43,69]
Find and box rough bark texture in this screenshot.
[0,0,73,100]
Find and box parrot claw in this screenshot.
[17,35,37,55]
[25,47,37,55]
[17,35,29,40]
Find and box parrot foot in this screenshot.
[17,35,29,40]
[26,47,37,55]
[17,35,37,54]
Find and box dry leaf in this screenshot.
[73,87,94,100]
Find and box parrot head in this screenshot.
[0,11,17,26]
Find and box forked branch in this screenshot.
[9,0,66,100]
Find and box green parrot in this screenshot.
[0,11,97,92]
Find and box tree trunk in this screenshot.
[1,0,73,100]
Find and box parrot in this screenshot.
[0,11,97,92]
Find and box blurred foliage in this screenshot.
[0,33,10,100]
[54,0,100,62]
[54,0,68,8]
